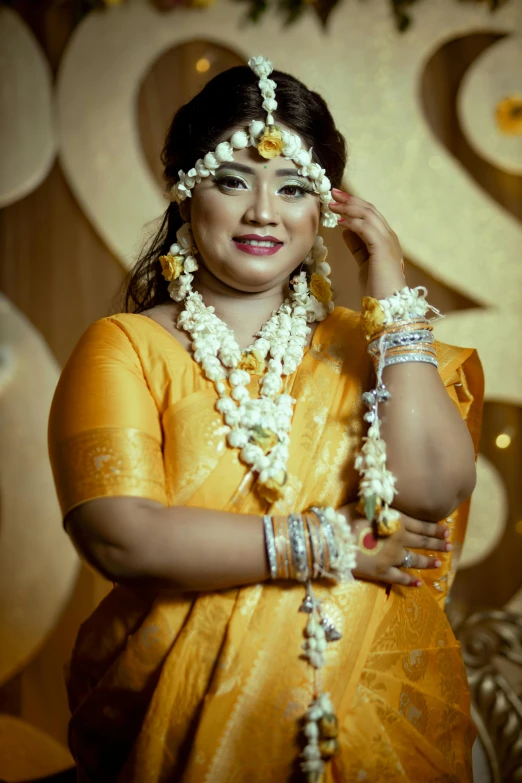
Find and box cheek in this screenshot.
[192,195,239,244]
[288,201,320,239]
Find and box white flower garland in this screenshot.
[173,225,334,498]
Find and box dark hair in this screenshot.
[123,65,347,313]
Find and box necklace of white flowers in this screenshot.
[163,224,331,503]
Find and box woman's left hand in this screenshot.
[338,501,451,587]
[328,189,406,300]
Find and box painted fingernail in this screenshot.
[414,580,422,587]
[443,528,450,538]
[337,216,345,223]
[445,542,453,552]
[432,559,442,568]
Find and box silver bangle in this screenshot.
[305,513,324,578]
[310,506,339,567]
[288,513,309,582]
[263,515,278,580]
[373,344,437,366]
[383,353,439,369]
[369,329,434,355]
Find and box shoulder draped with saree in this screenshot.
[48,307,484,783]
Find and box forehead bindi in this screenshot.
[216,160,304,178]
[229,142,303,174]
[217,144,307,179]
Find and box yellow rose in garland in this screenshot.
[249,425,279,455]
[361,296,386,338]
[310,272,332,304]
[259,470,287,502]
[159,253,184,281]
[238,349,266,375]
[257,126,284,159]
[376,508,401,537]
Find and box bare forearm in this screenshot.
[68,499,270,591]
[379,361,476,519]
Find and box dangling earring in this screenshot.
[158,222,199,302]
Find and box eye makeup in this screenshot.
[212,171,315,198]
[212,174,248,190]
[279,180,315,197]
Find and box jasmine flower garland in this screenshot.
[170,226,334,502]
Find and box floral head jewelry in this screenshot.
[160,56,337,313]
[168,56,337,229]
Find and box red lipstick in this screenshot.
[232,234,284,256]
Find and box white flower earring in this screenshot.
[290,235,334,322]
[159,222,199,301]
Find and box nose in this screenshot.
[244,185,279,226]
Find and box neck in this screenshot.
[192,269,290,351]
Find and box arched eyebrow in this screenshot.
[216,162,305,178]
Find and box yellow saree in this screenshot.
[48,307,483,783]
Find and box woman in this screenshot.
[48,57,483,782]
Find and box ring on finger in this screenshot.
[401,550,414,569]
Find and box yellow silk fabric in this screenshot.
[48,309,483,783]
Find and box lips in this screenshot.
[234,234,283,244]
[232,234,284,256]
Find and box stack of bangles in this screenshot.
[263,507,342,583]
[368,318,437,372]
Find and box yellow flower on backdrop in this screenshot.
[496,95,522,136]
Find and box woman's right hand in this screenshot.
[338,502,452,587]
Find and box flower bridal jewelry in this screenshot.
[156,54,443,782]
[167,56,338,230]
[159,55,337,503]
[357,287,442,536]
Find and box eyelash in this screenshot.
[213,175,314,198]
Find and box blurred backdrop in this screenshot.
[0,0,521,779]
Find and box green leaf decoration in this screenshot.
[229,0,511,32]
[364,493,377,522]
[251,425,271,438]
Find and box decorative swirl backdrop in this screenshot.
[0,0,521,773]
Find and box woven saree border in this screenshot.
[52,426,167,515]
